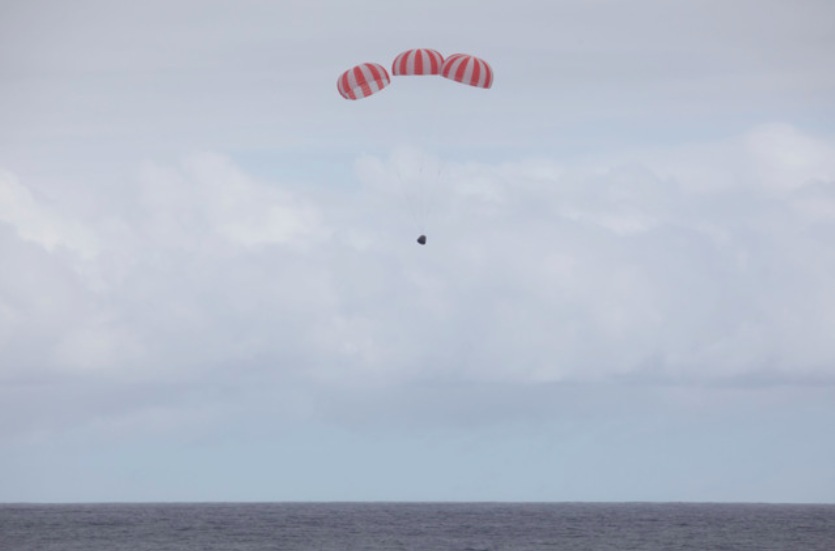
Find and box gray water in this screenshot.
[1,502,834,550]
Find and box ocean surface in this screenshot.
[1,502,834,550]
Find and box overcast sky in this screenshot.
[2,0,835,503]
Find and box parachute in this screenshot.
[392,48,445,76]
[440,54,493,88]
[337,62,391,100]
[338,49,493,243]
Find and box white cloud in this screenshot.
[354,125,835,385]
[0,169,99,257]
[743,123,835,192]
[1,124,834,453]
[0,153,332,381]
[137,153,328,251]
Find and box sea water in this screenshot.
[1,502,834,550]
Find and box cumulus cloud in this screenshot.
[0,169,99,257]
[136,153,329,251]
[3,125,834,402]
[1,154,330,380]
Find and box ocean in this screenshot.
[1,502,834,550]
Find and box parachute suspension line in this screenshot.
[406,151,444,237]
[393,155,423,236]
[415,159,428,234]
[412,157,428,235]
[391,150,442,238]
[420,159,445,233]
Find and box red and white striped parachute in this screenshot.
[337,49,493,99]
[337,49,493,243]
[440,54,493,89]
[391,48,445,76]
[337,62,391,100]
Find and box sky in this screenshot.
[1,0,835,503]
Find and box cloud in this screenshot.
[0,169,99,256]
[1,124,835,452]
[136,153,328,250]
[1,154,329,380]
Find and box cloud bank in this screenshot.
[3,125,834,400]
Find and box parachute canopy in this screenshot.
[391,48,445,76]
[441,54,493,89]
[337,62,391,100]
[337,49,492,99]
